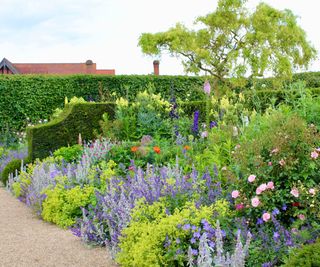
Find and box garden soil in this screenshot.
[0,186,117,267]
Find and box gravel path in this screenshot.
[0,186,116,267]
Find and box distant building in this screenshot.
[0,58,115,75]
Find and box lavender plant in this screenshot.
[187,221,251,267]
[7,139,113,215]
[74,163,223,255]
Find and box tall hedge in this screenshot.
[26,102,115,160]
[0,74,204,133]
[2,72,320,133]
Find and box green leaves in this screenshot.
[138,0,316,83]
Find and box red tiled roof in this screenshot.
[0,58,115,75]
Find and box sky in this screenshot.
[0,0,319,75]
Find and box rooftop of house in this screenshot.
[0,58,115,75]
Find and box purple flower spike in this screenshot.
[192,110,200,133]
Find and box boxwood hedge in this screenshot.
[26,102,116,160]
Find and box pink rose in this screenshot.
[259,183,267,191]
[248,174,256,183]
[298,214,305,220]
[232,190,240,198]
[279,159,285,166]
[251,197,260,207]
[290,188,299,198]
[309,188,316,196]
[256,187,262,195]
[262,212,271,222]
[311,151,319,159]
[267,181,274,190]
[268,161,272,166]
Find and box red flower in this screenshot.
[153,146,161,154]
[131,146,139,153]
[235,203,245,210]
[292,202,300,207]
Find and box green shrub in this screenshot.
[41,184,96,228]
[53,145,83,163]
[100,92,173,141]
[27,102,115,160]
[1,158,29,185]
[283,239,320,267]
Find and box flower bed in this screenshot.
[6,84,320,266]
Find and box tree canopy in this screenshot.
[138,0,316,82]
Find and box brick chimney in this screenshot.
[153,60,159,75]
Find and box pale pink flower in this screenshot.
[231,190,240,198]
[298,214,305,220]
[316,147,320,152]
[248,174,256,183]
[271,148,279,154]
[311,151,319,159]
[259,183,267,191]
[279,159,285,166]
[267,181,274,190]
[251,197,260,207]
[268,161,272,166]
[309,188,316,196]
[262,212,271,222]
[201,131,208,138]
[203,80,211,95]
[256,187,262,195]
[290,188,299,198]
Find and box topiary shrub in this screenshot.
[1,158,30,185]
[27,102,115,160]
[283,239,320,266]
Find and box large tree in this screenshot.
[139,0,316,84]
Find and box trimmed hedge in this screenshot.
[2,72,320,133]
[0,74,204,133]
[27,102,116,160]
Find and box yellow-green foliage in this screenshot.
[117,199,230,267]
[11,171,31,197]
[41,184,96,228]
[11,162,36,197]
